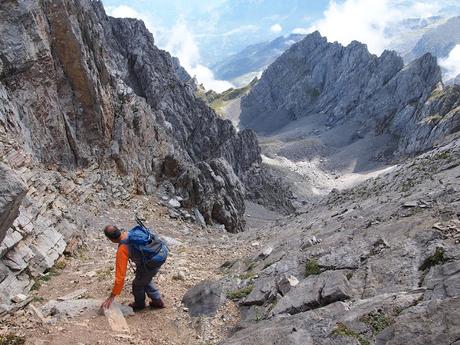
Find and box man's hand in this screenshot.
[101,295,115,309]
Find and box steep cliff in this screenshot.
[0,0,263,233]
[240,32,459,156]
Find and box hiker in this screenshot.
[101,223,168,311]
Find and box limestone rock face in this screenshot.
[0,0,264,232]
[0,164,27,245]
[240,31,459,156]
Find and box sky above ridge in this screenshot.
[102,0,460,91]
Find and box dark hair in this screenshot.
[104,225,121,240]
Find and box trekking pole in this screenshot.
[135,213,146,229]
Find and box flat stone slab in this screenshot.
[104,303,130,333]
[41,299,133,319]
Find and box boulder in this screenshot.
[272,271,351,315]
[182,281,225,317]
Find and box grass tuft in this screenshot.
[331,323,370,345]
[227,284,254,300]
[305,259,321,277]
[419,247,448,271]
[360,311,394,335]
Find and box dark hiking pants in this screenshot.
[132,266,161,307]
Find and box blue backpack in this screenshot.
[121,225,168,269]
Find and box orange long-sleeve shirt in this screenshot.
[112,244,129,296]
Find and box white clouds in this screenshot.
[164,21,234,92]
[270,23,283,33]
[439,45,460,80]
[309,0,396,54]
[306,0,450,55]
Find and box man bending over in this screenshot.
[101,225,167,311]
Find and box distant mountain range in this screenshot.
[212,16,460,87]
[211,34,306,87]
[405,16,460,62]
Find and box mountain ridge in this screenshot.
[240,31,459,157]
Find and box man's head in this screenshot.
[104,225,121,242]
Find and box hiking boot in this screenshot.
[128,302,146,312]
[149,298,165,309]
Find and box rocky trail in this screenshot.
[1,189,257,345]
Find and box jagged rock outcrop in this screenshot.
[0,165,27,245]
[240,31,459,156]
[0,0,264,232]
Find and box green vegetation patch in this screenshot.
[32,258,67,290]
[360,311,394,335]
[434,151,451,161]
[305,259,321,277]
[331,323,370,345]
[227,284,254,300]
[419,247,448,271]
[0,334,26,345]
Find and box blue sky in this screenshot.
[103,0,330,65]
[102,0,460,91]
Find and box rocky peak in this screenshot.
[240,31,449,156]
